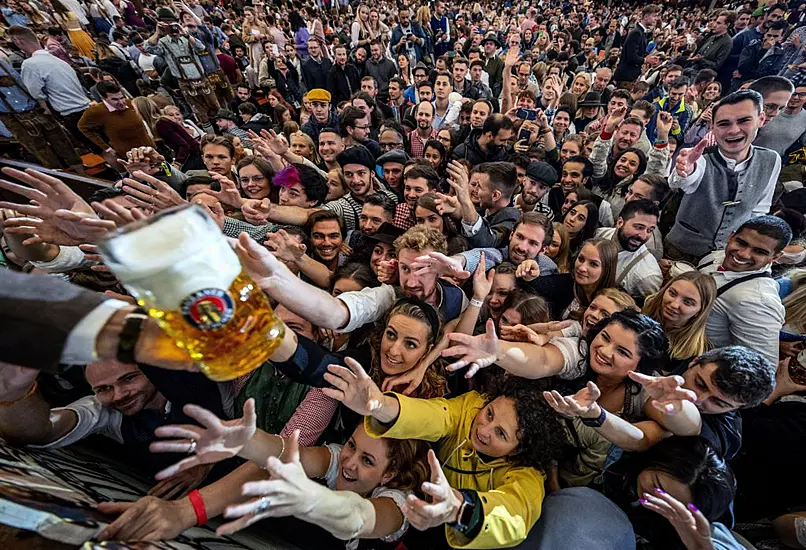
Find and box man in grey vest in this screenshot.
[665,89,779,264]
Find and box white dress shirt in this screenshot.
[596,227,662,296]
[699,250,784,366]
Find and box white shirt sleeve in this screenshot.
[460,215,484,237]
[668,155,706,193]
[336,285,397,333]
[548,337,588,380]
[30,245,93,273]
[60,299,131,365]
[322,443,343,488]
[30,395,123,449]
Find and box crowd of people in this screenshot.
[1,0,806,548]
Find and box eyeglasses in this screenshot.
[793,92,806,98]
[380,142,403,150]
[355,124,372,130]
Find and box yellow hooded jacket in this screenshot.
[365,391,545,549]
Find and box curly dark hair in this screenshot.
[485,376,567,472]
[693,346,776,408]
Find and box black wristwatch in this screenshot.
[581,407,607,428]
[450,490,476,534]
[117,307,148,364]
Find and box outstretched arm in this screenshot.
[235,233,352,329]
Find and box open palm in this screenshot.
[150,398,258,480]
[442,318,500,378]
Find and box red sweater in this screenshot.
[155,118,200,164]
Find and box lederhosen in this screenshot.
[163,39,219,124]
[0,68,81,168]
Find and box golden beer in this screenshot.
[98,205,284,381]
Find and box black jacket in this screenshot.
[301,56,333,92]
[614,24,649,82]
[328,63,361,106]
[451,132,507,166]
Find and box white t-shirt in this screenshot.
[138,52,156,73]
[322,443,410,549]
[33,396,124,449]
[549,336,588,380]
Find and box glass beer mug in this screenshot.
[98,205,284,381]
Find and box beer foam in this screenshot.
[101,207,241,310]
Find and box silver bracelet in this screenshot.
[469,298,484,308]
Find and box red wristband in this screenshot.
[188,490,207,526]
[600,129,614,140]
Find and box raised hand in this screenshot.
[499,323,549,345]
[264,229,306,265]
[218,430,317,536]
[472,252,495,301]
[234,232,286,288]
[0,167,94,215]
[322,357,385,416]
[446,161,471,204]
[0,168,102,245]
[261,129,292,156]
[122,171,187,211]
[656,111,674,139]
[504,46,520,68]
[411,251,471,280]
[604,106,627,133]
[79,243,111,272]
[376,258,399,284]
[675,138,709,178]
[543,382,602,419]
[149,398,258,480]
[442,318,500,378]
[515,259,540,281]
[90,198,148,228]
[121,146,166,176]
[435,192,462,219]
[402,450,462,531]
[203,173,246,209]
[627,371,697,414]
[242,198,272,226]
[193,196,226,229]
[640,489,715,550]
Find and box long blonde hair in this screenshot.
[784,268,806,333]
[643,271,716,360]
[132,96,161,137]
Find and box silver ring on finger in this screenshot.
[188,439,197,455]
[254,496,271,514]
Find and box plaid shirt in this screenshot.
[409,128,437,158]
[513,194,555,222]
[393,203,415,230]
[223,217,274,242]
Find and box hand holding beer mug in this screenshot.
[98,205,284,381]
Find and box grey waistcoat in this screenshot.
[667,146,777,257]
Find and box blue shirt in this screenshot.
[20,50,90,116]
[2,8,29,26]
[0,59,36,114]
